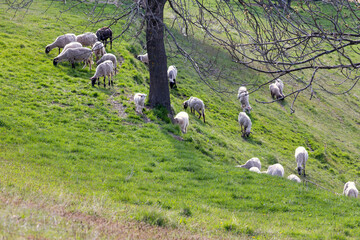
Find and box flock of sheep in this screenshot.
[46,29,358,200]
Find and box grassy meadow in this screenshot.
[0,1,360,239]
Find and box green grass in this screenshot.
[0,1,360,239]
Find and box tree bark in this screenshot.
[146,0,171,113]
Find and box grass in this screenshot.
[0,0,360,239]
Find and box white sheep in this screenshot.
[237,157,261,170]
[90,60,114,87]
[76,32,98,47]
[61,42,83,53]
[134,93,147,113]
[265,163,284,177]
[174,111,189,134]
[275,78,284,98]
[137,53,148,64]
[45,33,76,54]
[287,174,301,183]
[269,83,283,100]
[237,86,252,113]
[249,167,261,173]
[343,181,358,198]
[96,53,118,74]
[167,65,178,89]
[238,112,252,137]
[295,146,308,177]
[183,97,205,123]
[53,47,93,70]
[92,41,106,62]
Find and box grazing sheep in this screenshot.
[269,83,283,100]
[238,112,252,137]
[92,41,106,62]
[137,53,148,64]
[61,42,82,53]
[265,163,284,177]
[90,60,114,87]
[237,86,252,113]
[275,78,284,98]
[295,146,308,177]
[249,167,261,173]
[96,27,113,49]
[237,157,261,170]
[174,111,189,134]
[76,32,98,47]
[97,53,118,74]
[134,93,147,113]
[287,174,301,183]
[167,65,178,89]
[45,33,76,54]
[183,97,205,123]
[53,47,93,70]
[343,181,358,198]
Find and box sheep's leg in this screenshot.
[58,48,61,54]
[203,111,205,123]
[110,38,112,49]
[103,76,106,87]
[197,110,201,119]
[71,62,75,68]
[97,78,100,86]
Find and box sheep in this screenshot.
[265,163,284,177]
[53,47,93,70]
[167,65,178,89]
[134,93,147,113]
[237,157,261,170]
[76,32,98,47]
[90,60,114,87]
[45,33,76,54]
[238,112,252,137]
[287,174,301,183]
[133,0,147,8]
[61,42,83,53]
[343,181,358,198]
[92,41,106,62]
[183,97,205,123]
[237,86,252,113]
[96,27,113,49]
[275,78,284,98]
[269,83,283,100]
[137,53,148,64]
[96,53,118,74]
[295,146,308,177]
[174,111,189,134]
[249,167,261,173]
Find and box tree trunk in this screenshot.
[146,0,171,113]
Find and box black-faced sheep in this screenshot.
[167,65,178,89]
[76,32,98,47]
[287,174,301,183]
[90,60,114,87]
[45,33,76,54]
[96,27,113,49]
[134,93,147,113]
[137,53,148,64]
[295,146,308,177]
[53,47,93,70]
[92,41,106,62]
[174,111,189,134]
[183,97,205,123]
[343,181,358,198]
[269,83,283,100]
[265,163,284,177]
[238,112,251,137]
[97,53,118,74]
[237,86,252,113]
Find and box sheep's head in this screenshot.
[90,77,97,87]
[183,101,189,110]
[53,58,59,66]
[136,55,141,61]
[45,46,51,54]
[297,166,302,176]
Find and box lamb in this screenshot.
[238,112,252,137]
[92,41,106,62]
[174,111,189,134]
[90,60,114,87]
[343,181,359,198]
[45,33,76,54]
[134,93,147,113]
[275,78,284,98]
[295,146,308,177]
[183,97,205,123]
[269,83,283,100]
[137,53,149,64]
[249,167,261,173]
[237,86,252,113]
[96,27,113,49]
[61,42,82,53]
[96,53,118,74]
[236,157,261,170]
[167,65,178,89]
[265,163,284,177]
[76,32,98,47]
[53,47,93,70]
[287,174,301,183]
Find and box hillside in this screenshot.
[0,1,360,239]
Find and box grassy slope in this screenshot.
[0,1,360,239]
